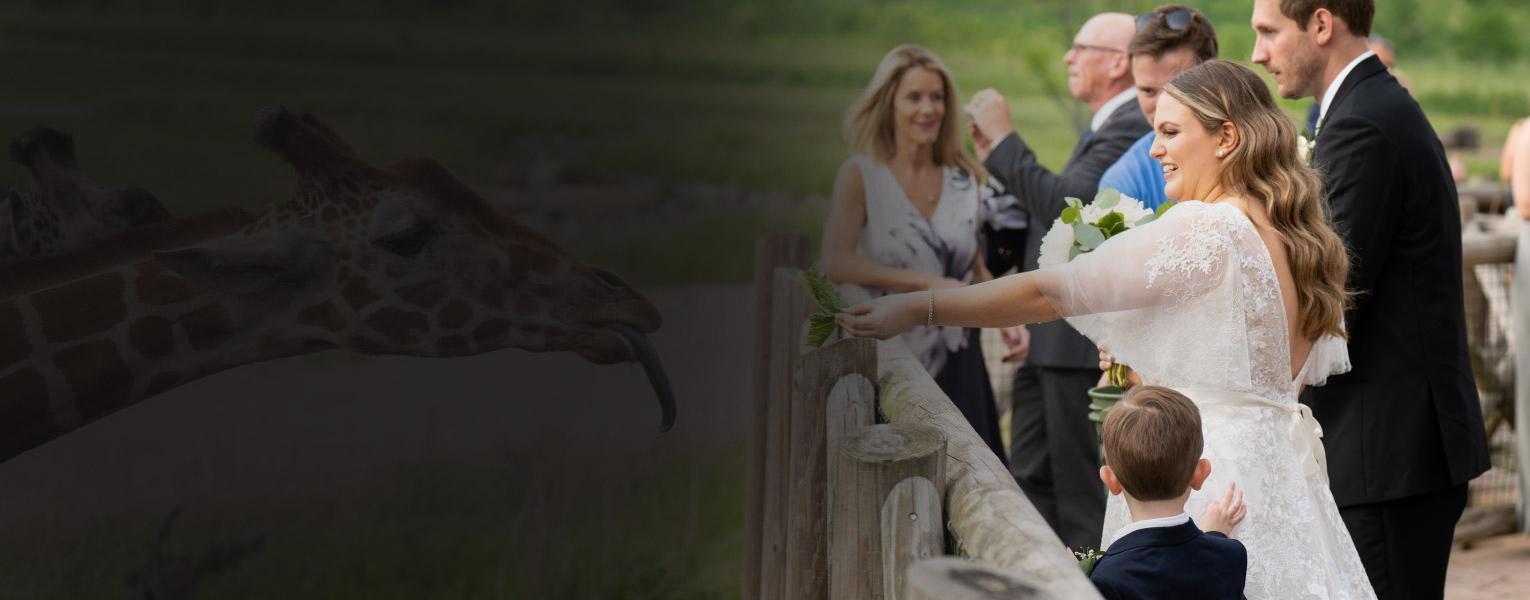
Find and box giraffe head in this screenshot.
[150,109,674,429]
[0,127,170,259]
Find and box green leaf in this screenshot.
[1073,222,1106,251]
[1061,206,1080,224]
[806,313,838,348]
[1096,211,1124,236]
[1135,211,1158,226]
[1068,245,1083,261]
[1065,197,1083,210]
[800,268,846,314]
[1156,199,1178,218]
[1094,187,1121,209]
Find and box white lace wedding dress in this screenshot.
[1032,200,1376,599]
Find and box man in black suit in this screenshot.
[965,12,1150,551]
[1251,1,1491,597]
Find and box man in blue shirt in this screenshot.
[1098,5,1219,210]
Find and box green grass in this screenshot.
[0,445,747,598]
[5,6,1521,285]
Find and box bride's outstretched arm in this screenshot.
[836,272,1059,340]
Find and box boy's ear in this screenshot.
[1189,458,1212,491]
[1099,466,1125,496]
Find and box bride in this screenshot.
[838,59,1375,599]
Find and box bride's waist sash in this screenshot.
[1174,387,1328,483]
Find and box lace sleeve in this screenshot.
[1028,202,1255,389]
[1303,333,1352,386]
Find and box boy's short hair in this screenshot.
[1101,385,1204,501]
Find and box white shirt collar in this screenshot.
[1317,50,1376,128]
[1108,511,1191,546]
[1091,88,1139,133]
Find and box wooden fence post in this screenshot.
[746,234,810,600]
[830,423,945,600]
[906,557,1054,600]
[785,337,876,600]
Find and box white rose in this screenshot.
[1036,218,1075,268]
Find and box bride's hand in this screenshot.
[1199,481,1247,536]
[837,293,923,340]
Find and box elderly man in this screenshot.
[965,12,1148,551]
[1252,0,1490,596]
[1097,5,1219,209]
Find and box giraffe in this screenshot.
[0,126,171,261]
[0,206,254,301]
[0,108,673,462]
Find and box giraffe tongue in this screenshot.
[612,324,676,432]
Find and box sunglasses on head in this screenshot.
[1136,9,1193,32]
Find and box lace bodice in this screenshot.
[1034,200,1349,405]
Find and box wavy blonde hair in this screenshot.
[843,44,986,182]
[1164,59,1350,340]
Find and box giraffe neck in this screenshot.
[0,260,332,462]
[0,207,253,301]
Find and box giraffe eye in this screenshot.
[374,222,436,257]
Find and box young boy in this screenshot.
[1089,385,1248,599]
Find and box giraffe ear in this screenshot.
[154,226,335,294]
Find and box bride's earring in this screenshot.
[1216,149,1226,158]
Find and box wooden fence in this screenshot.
[741,233,1098,600]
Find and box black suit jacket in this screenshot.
[1305,55,1490,506]
[983,98,1150,369]
[1089,521,1246,600]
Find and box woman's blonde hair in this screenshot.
[1164,59,1351,340]
[843,44,986,182]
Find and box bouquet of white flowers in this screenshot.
[1037,188,1173,390]
[1036,188,1170,268]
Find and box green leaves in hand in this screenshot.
[806,313,838,348]
[801,268,850,348]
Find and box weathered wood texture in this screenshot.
[756,262,814,599]
[830,423,945,600]
[745,234,810,600]
[838,285,1102,599]
[906,557,1058,600]
[788,337,877,600]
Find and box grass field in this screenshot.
[3,4,1524,283]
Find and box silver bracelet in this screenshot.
[926,289,935,327]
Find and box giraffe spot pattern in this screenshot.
[342,277,381,312]
[435,335,470,355]
[398,281,447,309]
[146,372,183,396]
[364,307,429,346]
[179,305,235,351]
[32,272,127,343]
[53,340,134,422]
[437,298,472,330]
[297,301,347,333]
[0,369,55,461]
[136,263,202,306]
[128,316,176,359]
[472,318,512,344]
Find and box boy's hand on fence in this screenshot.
[1199,482,1246,536]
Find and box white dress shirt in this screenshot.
[1316,50,1377,131]
[1108,511,1191,547]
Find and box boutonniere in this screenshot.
[1074,547,1105,575]
[1298,134,1317,165]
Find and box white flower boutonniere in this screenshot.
[1298,134,1316,165]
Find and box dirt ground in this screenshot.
[1448,533,1530,598]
